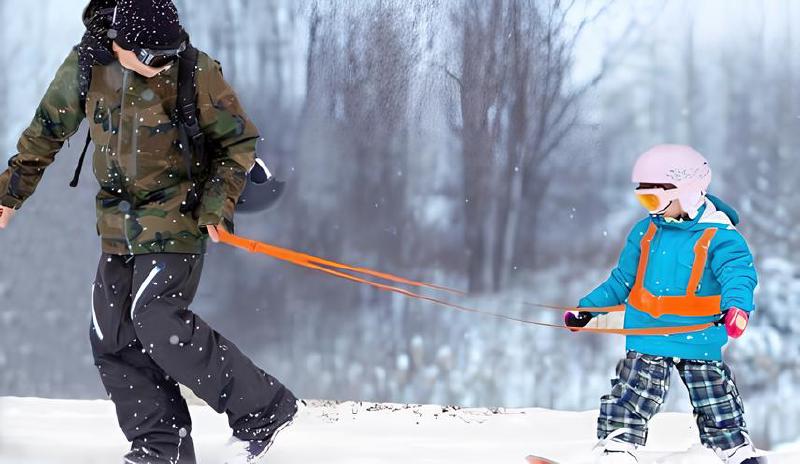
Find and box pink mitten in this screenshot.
[724,307,749,339]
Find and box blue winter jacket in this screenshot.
[579,195,758,361]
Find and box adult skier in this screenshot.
[0,1,297,463]
[565,146,764,464]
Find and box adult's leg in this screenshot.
[130,253,297,441]
[90,254,196,463]
[598,351,672,446]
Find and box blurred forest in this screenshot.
[0,0,799,449]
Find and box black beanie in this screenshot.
[112,0,185,50]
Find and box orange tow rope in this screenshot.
[217,229,715,336]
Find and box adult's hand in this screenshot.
[207,224,221,243]
[0,206,16,229]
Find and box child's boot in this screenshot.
[714,442,767,464]
[593,430,639,464]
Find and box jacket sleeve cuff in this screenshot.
[0,171,22,209]
[197,198,235,233]
[578,297,612,317]
[197,212,221,227]
[0,195,23,209]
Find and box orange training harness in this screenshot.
[627,222,721,319]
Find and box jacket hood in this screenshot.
[652,194,739,231]
[705,194,740,226]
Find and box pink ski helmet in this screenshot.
[632,145,712,219]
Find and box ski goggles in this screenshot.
[131,41,187,67]
[635,186,679,214]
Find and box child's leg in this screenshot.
[677,359,750,452]
[598,351,672,446]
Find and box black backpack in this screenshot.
[71,0,285,214]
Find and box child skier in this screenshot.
[565,145,763,464]
[0,1,297,463]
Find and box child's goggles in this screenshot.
[635,186,679,214]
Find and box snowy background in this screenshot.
[0,0,798,451]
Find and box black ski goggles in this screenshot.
[128,41,187,67]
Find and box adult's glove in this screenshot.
[723,307,749,339]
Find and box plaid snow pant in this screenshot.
[598,351,749,451]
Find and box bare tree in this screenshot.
[497,1,613,289]
[447,0,613,291]
[446,0,506,292]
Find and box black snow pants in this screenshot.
[90,253,297,463]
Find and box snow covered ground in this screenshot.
[0,397,796,464]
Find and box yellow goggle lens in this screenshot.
[636,193,661,211]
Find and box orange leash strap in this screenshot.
[217,230,624,314]
[216,229,715,336]
[218,229,465,295]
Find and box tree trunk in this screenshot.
[497,1,529,289]
[456,0,504,293]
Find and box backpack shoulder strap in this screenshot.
[75,44,92,110]
[71,2,117,187]
[70,44,95,188]
[176,44,206,215]
[177,44,201,142]
[69,131,93,188]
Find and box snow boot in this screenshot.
[122,447,172,464]
[223,402,299,464]
[120,432,196,463]
[715,442,767,464]
[592,429,639,464]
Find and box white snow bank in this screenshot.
[0,397,796,464]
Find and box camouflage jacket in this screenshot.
[0,49,258,255]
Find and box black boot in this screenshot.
[224,394,299,464]
[122,447,171,464]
